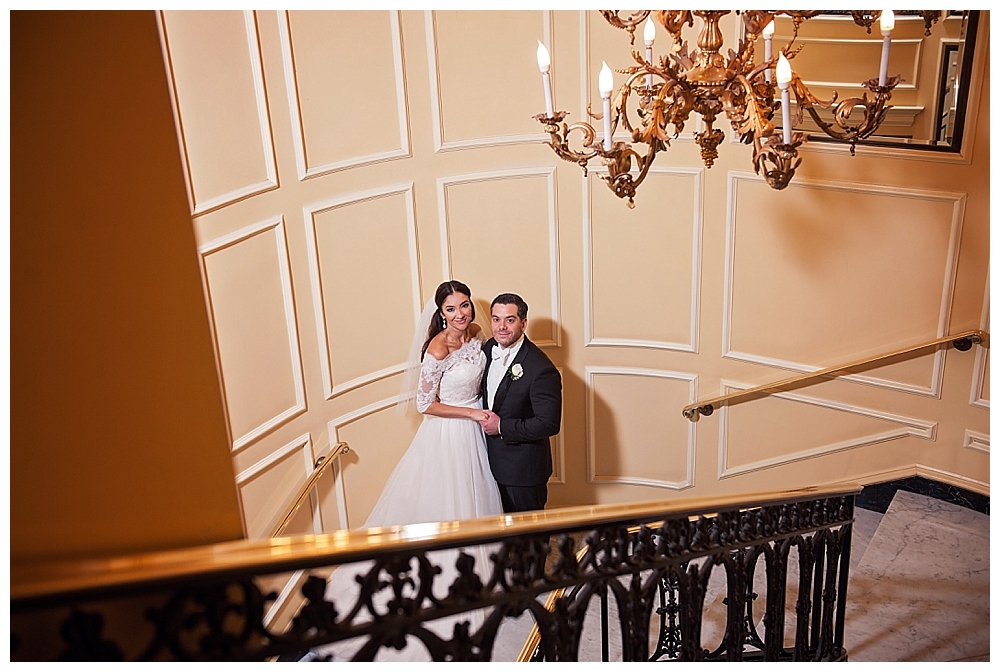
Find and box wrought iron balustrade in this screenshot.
[11,484,859,661]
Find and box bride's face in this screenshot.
[441,292,473,332]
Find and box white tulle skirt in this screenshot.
[364,411,503,528]
[316,409,503,661]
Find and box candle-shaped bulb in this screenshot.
[536,40,550,73]
[644,17,656,46]
[763,19,774,83]
[880,9,895,34]
[878,11,894,85]
[775,53,792,87]
[599,62,614,96]
[777,54,792,144]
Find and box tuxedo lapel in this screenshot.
[491,338,531,413]
[481,337,495,407]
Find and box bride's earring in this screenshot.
[441,315,447,329]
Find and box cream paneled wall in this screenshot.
[159,10,989,556]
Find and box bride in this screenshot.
[364,279,503,527]
[315,280,504,661]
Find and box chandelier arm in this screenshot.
[600,142,657,208]
[616,67,652,137]
[723,74,775,144]
[599,10,650,46]
[918,11,942,37]
[739,11,775,38]
[789,73,897,146]
[653,10,694,45]
[534,113,601,175]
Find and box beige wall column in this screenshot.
[11,11,243,561]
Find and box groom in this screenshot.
[480,293,561,513]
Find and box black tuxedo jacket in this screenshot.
[481,336,561,486]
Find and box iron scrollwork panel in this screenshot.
[11,495,855,662]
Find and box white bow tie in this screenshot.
[492,345,508,361]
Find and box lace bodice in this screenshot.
[416,334,486,412]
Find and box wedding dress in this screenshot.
[314,332,503,661]
[364,332,502,527]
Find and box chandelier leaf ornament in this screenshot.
[533,10,942,207]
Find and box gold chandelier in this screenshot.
[533,10,942,207]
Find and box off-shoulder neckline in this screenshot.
[425,331,484,363]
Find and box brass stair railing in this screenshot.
[683,329,989,421]
[269,442,350,538]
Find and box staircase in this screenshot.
[844,489,989,662]
[489,487,989,662]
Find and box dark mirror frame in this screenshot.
[803,10,981,155]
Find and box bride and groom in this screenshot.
[316,281,561,660]
[363,279,562,530]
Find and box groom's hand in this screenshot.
[480,410,501,436]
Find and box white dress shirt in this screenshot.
[486,335,525,414]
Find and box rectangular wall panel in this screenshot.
[724,174,964,396]
[280,10,409,178]
[160,10,276,213]
[304,186,421,398]
[428,10,549,149]
[234,434,316,539]
[586,368,696,489]
[330,400,423,530]
[439,169,560,346]
[720,382,935,479]
[586,168,702,351]
[201,218,305,450]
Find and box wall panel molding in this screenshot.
[263,569,307,628]
[583,166,703,352]
[717,379,937,479]
[970,269,989,409]
[550,367,565,485]
[829,463,989,497]
[234,433,319,538]
[585,367,697,490]
[278,10,410,180]
[158,10,278,216]
[437,167,561,347]
[425,10,552,151]
[963,429,990,454]
[722,171,966,398]
[328,397,401,531]
[793,36,923,91]
[915,464,989,495]
[303,184,421,399]
[199,216,307,452]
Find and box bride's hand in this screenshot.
[469,409,488,422]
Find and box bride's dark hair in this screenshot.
[422,280,475,358]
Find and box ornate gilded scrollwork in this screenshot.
[536,10,920,203]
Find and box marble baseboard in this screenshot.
[857,476,989,515]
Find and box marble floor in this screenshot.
[490,489,990,662]
[843,490,990,662]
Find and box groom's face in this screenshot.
[491,303,527,348]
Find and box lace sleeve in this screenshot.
[415,354,447,413]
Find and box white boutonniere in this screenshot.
[510,363,524,381]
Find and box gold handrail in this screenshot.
[516,543,591,662]
[682,329,989,421]
[515,522,661,662]
[11,483,861,605]
[268,442,351,538]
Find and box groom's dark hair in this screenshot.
[491,293,528,320]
